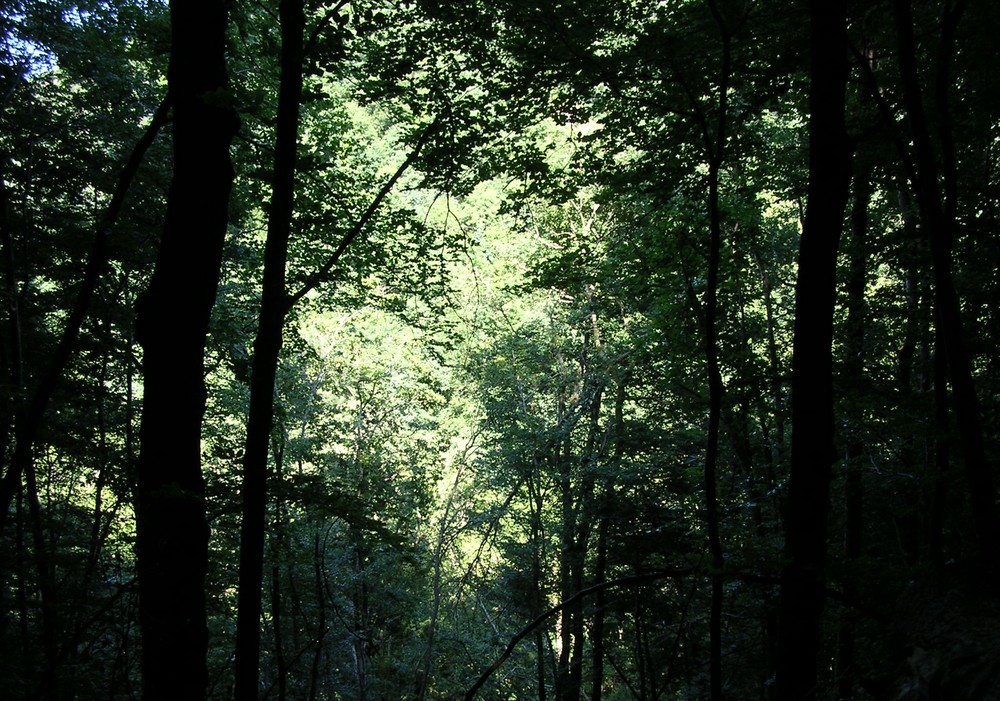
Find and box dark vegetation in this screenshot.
[1,0,1000,699]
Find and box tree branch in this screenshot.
[285,115,441,309]
[463,569,694,701]
[0,94,171,531]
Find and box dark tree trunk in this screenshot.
[134,1,237,698]
[271,561,288,701]
[556,451,577,701]
[0,99,170,534]
[591,511,608,701]
[895,187,934,563]
[774,1,852,699]
[837,155,871,700]
[353,542,370,701]
[591,377,627,701]
[233,0,304,698]
[308,529,328,701]
[704,128,726,701]
[554,353,575,701]
[24,444,58,699]
[928,328,950,567]
[689,4,731,694]
[892,0,1000,579]
[530,475,548,701]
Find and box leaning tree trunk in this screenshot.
[134,1,237,698]
[892,0,1000,579]
[774,1,852,700]
[0,98,170,535]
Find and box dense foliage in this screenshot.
[1,0,1000,700]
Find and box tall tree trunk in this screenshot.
[0,98,170,533]
[268,440,289,701]
[233,0,304,697]
[271,561,288,701]
[837,155,871,700]
[753,248,785,531]
[24,445,58,699]
[590,510,608,701]
[556,450,576,701]
[353,542,370,701]
[704,130,726,701]
[927,328,950,567]
[134,0,237,698]
[697,5,732,695]
[892,0,1000,579]
[530,473,548,701]
[554,337,575,701]
[590,374,628,701]
[894,187,934,563]
[564,377,603,701]
[633,588,648,701]
[308,529,328,701]
[774,1,852,699]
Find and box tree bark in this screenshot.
[308,529,328,701]
[774,1,852,699]
[591,375,628,701]
[233,9,437,693]
[683,4,732,694]
[134,1,237,698]
[837,154,871,700]
[892,0,1000,579]
[704,104,727,701]
[233,0,304,698]
[0,98,170,534]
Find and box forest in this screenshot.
[1,0,1000,699]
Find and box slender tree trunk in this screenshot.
[233,0,304,697]
[14,490,29,672]
[308,529,328,701]
[591,377,627,701]
[565,378,603,701]
[837,156,871,700]
[753,249,785,532]
[554,337,575,701]
[134,0,237,698]
[268,440,289,701]
[895,187,935,562]
[353,543,370,701]
[590,511,608,701]
[774,1,852,699]
[556,451,575,701]
[530,474,548,701]
[704,147,726,701]
[892,0,1000,579]
[700,5,731,695]
[271,561,287,701]
[928,328,950,566]
[0,98,170,533]
[0,167,21,457]
[25,447,58,699]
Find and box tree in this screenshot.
[891,0,1000,578]
[4,1,1000,699]
[232,0,306,697]
[774,1,852,699]
[0,3,171,697]
[229,1,441,691]
[133,0,238,697]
